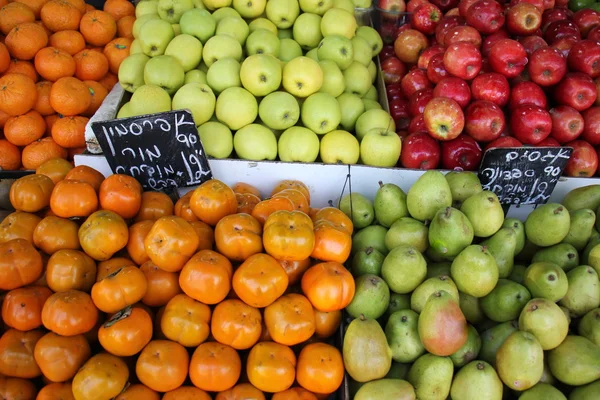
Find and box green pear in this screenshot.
[381,245,427,294]
[587,244,600,276]
[562,184,600,212]
[579,308,600,345]
[479,320,519,366]
[460,191,504,238]
[374,182,408,228]
[508,264,527,284]
[520,383,567,400]
[519,298,569,350]
[450,361,503,400]
[418,290,468,356]
[569,379,600,400]
[445,171,483,208]
[354,379,416,400]
[525,203,571,247]
[346,274,390,319]
[385,217,428,253]
[502,218,526,254]
[481,279,531,322]
[386,362,410,380]
[386,293,411,319]
[339,192,374,229]
[407,353,454,400]
[547,335,600,386]
[426,262,451,278]
[559,266,600,317]
[496,331,544,391]
[351,247,385,277]
[410,275,459,314]
[459,292,486,325]
[523,262,569,302]
[428,207,474,259]
[451,245,499,298]
[532,243,580,271]
[352,225,388,255]
[582,235,600,266]
[407,171,452,222]
[450,324,482,367]
[386,309,425,363]
[343,316,392,382]
[563,209,596,251]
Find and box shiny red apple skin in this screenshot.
[441,134,483,171]
[544,20,581,44]
[464,100,506,142]
[418,45,445,70]
[536,137,561,147]
[408,114,427,134]
[572,9,600,38]
[527,47,567,87]
[564,140,599,177]
[430,0,460,12]
[551,36,579,59]
[541,7,571,31]
[394,29,429,65]
[443,42,482,80]
[554,73,598,112]
[488,38,528,78]
[510,104,553,144]
[389,98,411,127]
[382,57,408,84]
[423,97,465,141]
[482,30,510,57]
[542,0,554,11]
[471,72,510,107]
[595,78,600,106]
[401,68,432,97]
[582,107,600,145]
[465,0,506,35]
[509,81,548,111]
[506,3,542,36]
[509,0,544,11]
[518,35,548,56]
[435,15,465,45]
[409,88,434,117]
[444,26,483,48]
[400,132,442,169]
[549,105,585,144]
[380,45,396,62]
[485,136,524,151]
[379,0,407,11]
[567,40,600,79]
[412,3,443,35]
[387,83,405,102]
[427,52,451,84]
[588,26,600,42]
[458,0,480,17]
[433,77,472,108]
[407,0,429,13]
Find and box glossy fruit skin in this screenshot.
[215,213,263,262]
[423,96,465,141]
[140,261,182,307]
[301,262,355,312]
[471,72,510,107]
[0,329,44,379]
[432,77,471,108]
[510,104,553,145]
[179,249,233,305]
[98,306,153,357]
[211,299,262,350]
[296,343,345,395]
[189,342,241,393]
[144,216,199,272]
[568,40,600,78]
[246,341,296,393]
[554,72,598,111]
[549,105,585,144]
[464,100,506,142]
[189,179,238,226]
[465,0,506,35]
[564,140,599,177]
[9,174,54,213]
[79,210,129,261]
[264,294,315,346]
[582,107,600,145]
[215,383,266,400]
[528,47,568,86]
[34,332,91,382]
[91,265,148,313]
[484,136,524,151]
[441,134,483,171]
[0,238,43,290]
[163,386,211,400]
[508,81,548,111]
[263,210,315,261]
[2,285,52,331]
[400,132,442,169]
[311,220,352,264]
[232,253,289,308]
[161,294,211,348]
[136,340,189,393]
[42,290,99,337]
[72,353,129,400]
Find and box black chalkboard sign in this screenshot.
[90,110,212,191]
[478,147,573,205]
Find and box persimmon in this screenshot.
[179,249,232,305]
[91,265,147,313]
[64,165,105,191]
[49,179,98,218]
[144,216,199,272]
[271,180,310,203]
[301,262,355,312]
[161,294,211,347]
[309,208,320,220]
[246,341,296,393]
[211,299,262,350]
[189,342,241,392]
[174,191,198,222]
[162,387,211,400]
[314,309,342,339]
[236,192,261,214]
[99,174,143,219]
[79,210,129,261]
[216,383,266,400]
[311,220,352,264]
[0,238,43,290]
[135,191,174,221]
[313,207,353,234]
[2,286,52,331]
[114,384,160,400]
[215,213,263,261]
[190,220,215,251]
[36,157,74,184]
[272,387,318,400]
[140,260,182,307]
[0,211,41,243]
[96,257,135,281]
[42,290,99,336]
[98,306,153,357]
[0,329,44,378]
[232,182,261,197]
[264,294,315,346]
[136,340,189,393]
[232,253,289,308]
[296,343,344,394]
[272,189,310,214]
[72,353,129,400]
[251,197,295,226]
[279,258,311,285]
[38,382,76,400]
[263,210,315,261]
[34,332,91,382]
[33,215,80,254]
[126,220,153,265]
[189,179,238,226]
[9,173,54,212]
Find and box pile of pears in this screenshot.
[339,170,600,400]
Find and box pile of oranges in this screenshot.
[0,0,134,171]
[0,157,356,399]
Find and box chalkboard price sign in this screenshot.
[478,146,573,205]
[90,110,212,191]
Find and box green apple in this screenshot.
[353,0,373,8]
[172,83,216,125]
[245,29,280,57]
[292,13,323,50]
[352,36,372,66]
[203,0,232,11]
[258,91,299,130]
[337,92,365,131]
[232,0,266,18]
[130,39,143,54]
[249,18,278,35]
[136,0,158,18]
[197,121,233,158]
[157,0,194,23]
[202,35,243,67]
[282,56,323,97]
[233,124,278,160]
[318,60,345,98]
[172,24,182,35]
[139,19,175,56]
[216,16,250,45]
[278,28,293,39]
[165,34,203,72]
[343,62,371,97]
[305,48,319,61]
[364,85,378,101]
[216,87,258,130]
[144,55,185,95]
[180,8,215,43]
[299,0,333,15]
[129,85,172,115]
[279,38,302,62]
[301,92,341,134]
[360,128,401,167]
[332,0,354,13]
[117,102,134,119]
[356,26,383,57]
[118,53,150,93]
[321,8,356,39]
[192,0,206,8]
[133,14,161,39]
[355,109,395,141]
[206,57,241,93]
[184,69,207,84]
[367,60,376,83]
[198,61,209,73]
[265,0,300,29]
[211,6,240,22]
[317,35,353,70]
[278,126,320,162]
[240,54,282,97]
[363,99,382,110]
[320,129,360,164]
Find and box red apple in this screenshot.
[380,45,397,62]
[568,40,600,79]
[488,38,528,78]
[423,97,465,141]
[441,134,483,170]
[409,88,434,116]
[509,0,544,11]
[482,30,511,57]
[595,77,600,106]
[401,68,432,97]
[459,0,480,16]
[433,77,472,108]
[510,104,553,144]
[382,57,408,84]
[394,29,429,64]
[471,72,510,107]
[551,36,579,59]
[445,7,460,15]
[465,0,506,35]
[506,3,542,36]
[444,26,483,48]
[544,20,581,44]
[518,35,548,56]
[407,0,428,13]
[464,100,506,142]
[536,137,561,146]
[542,0,554,11]
[564,140,599,177]
[387,82,405,102]
[554,0,568,6]
[443,42,482,80]
[389,98,411,126]
[554,73,598,111]
[418,45,445,70]
[412,3,443,35]
[430,0,461,12]
[380,0,407,12]
[485,136,523,150]
[527,47,567,87]
[508,81,548,110]
[427,52,451,84]
[435,15,466,45]
[400,132,441,169]
[541,8,571,31]
[572,9,600,38]
[408,114,427,133]
[589,26,600,42]
[582,107,600,145]
[549,105,584,144]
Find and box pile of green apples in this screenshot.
[117,0,403,167]
[338,171,600,399]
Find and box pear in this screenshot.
[354,379,416,400]
[525,203,571,247]
[343,316,392,382]
[569,379,600,400]
[406,171,452,222]
[496,331,544,391]
[582,235,600,266]
[547,335,600,386]
[450,361,503,400]
[339,192,374,229]
[479,320,519,366]
[561,184,600,212]
[519,298,569,350]
[523,262,569,302]
[451,245,499,298]
[445,171,483,208]
[374,182,408,228]
[418,290,468,356]
[459,292,486,325]
[352,225,388,255]
[450,324,482,367]
[351,247,385,277]
[579,308,600,345]
[426,262,452,279]
[381,245,427,294]
[520,383,567,400]
[407,353,454,400]
[559,266,600,317]
[386,293,411,319]
[587,243,600,276]
[532,243,579,272]
[460,191,504,238]
[481,279,531,322]
[508,264,527,284]
[502,218,526,254]
[562,208,596,251]
[386,309,425,363]
[346,274,390,320]
[385,217,428,253]
[480,227,517,278]
[428,207,474,258]
[410,275,459,314]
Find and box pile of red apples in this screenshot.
[379,0,600,176]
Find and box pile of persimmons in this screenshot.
[0,0,134,171]
[0,157,355,400]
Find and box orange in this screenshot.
[40,0,82,32]
[0,140,21,170]
[0,2,35,35]
[80,10,117,47]
[22,137,67,170]
[35,47,76,82]
[33,81,55,116]
[74,49,109,81]
[83,80,108,117]
[48,30,86,56]
[4,22,48,61]
[0,73,37,116]
[49,76,91,116]
[51,115,88,148]
[103,0,134,20]
[4,110,46,146]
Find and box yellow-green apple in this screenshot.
[317,35,354,70]
[246,29,281,57]
[157,0,194,24]
[293,13,323,50]
[352,36,373,66]
[356,26,383,57]
[180,8,216,43]
[202,35,243,67]
[279,38,303,62]
[320,129,360,164]
[300,0,333,15]
[282,56,324,97]
[139,19,175,56]
[301,92,342,134]
[184,69,207,84]
[143,55,185,95]
[343,62,371,98]
[165,34,203,72]
[129,85,172,116]
[119,54,150,93]
[206,58,241,94]
[360,128,402,167]
[318,60,345,98]
[172,83,216,126]
[215,87,258,130]
[355,109,396,141]
[321,7,356,38]
[278,126,320,162]
[259,91,300,130]
[197,121,233,158]
[249,18,278,35]
[233,124,278,160]
[232,0,266,18]
[337,93,365,131]
[266,0,300,29]
[215,16,250,45]
[240,54,282,97]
